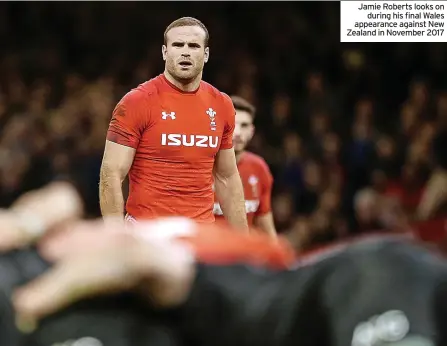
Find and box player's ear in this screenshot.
[249,124,255,140]
[162,45,167,61]
[204,47,209,63]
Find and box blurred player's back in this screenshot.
[181,236,447,346]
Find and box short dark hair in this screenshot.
[164,17,209,46]
[230,95,256,119]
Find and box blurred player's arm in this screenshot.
[254,213,276,238]
[254,165,276,237]
[101,91,148,224]
[13,226,195,328]
[0,182,83,251]
[417,169,447,220]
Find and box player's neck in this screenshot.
[163,70,202,93]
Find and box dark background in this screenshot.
[1,2,447,251]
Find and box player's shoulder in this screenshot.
[134,76,163,97]
[243,152,270,170]
[242,152,273,181]
[201,81,233,107]
[120,79,159,106]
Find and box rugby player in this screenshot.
[214,96,276,237]
[100,17,247,230]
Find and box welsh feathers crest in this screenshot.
[206,108,216,119]
[207,108,217,131]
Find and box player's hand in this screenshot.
[0,210,35,251]
[0,182,83,251]
[39,220,129,261]
[13,230,144,333]
[13,222,195,332]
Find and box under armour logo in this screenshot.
[162,111,176,120]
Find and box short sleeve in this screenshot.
[107,90,149,149]
[219,93,235,150]
[256,161,274,216]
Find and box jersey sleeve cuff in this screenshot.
[107,130,139,149]
[219,143,234,150]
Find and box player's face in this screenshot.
[233,110,254,153]
[162,26,209,82]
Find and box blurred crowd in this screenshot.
[1,2,447,251]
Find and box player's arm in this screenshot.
[13,226,196,326]
[254,213,276,238]
[0,182,83,251]
[100,91,148,224]
[253,165,276,238]
[417,169,447,220]
[100,142,134,224]
[213,95,248,231]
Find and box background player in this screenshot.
[214,95,276,237]
[100,17,248,230]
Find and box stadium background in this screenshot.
[1,2,447,252]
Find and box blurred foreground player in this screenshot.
[0,183,179,346]
[3,185,447,346]
[100,17,247,230]
[214,96,276,237]
[0,182,289,346]
[13,220,447,346]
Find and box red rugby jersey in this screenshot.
[107,74,235,223]
[214,151,273,226]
